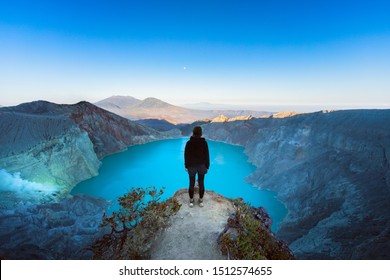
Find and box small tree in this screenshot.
[91,186,180,259]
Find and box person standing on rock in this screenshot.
[184,126,210,208]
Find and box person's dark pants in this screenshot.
[188,164,207,199]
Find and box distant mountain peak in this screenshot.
[138,97,176,108]
[95,96,142,109]
[143,97,161,102]
[103,95,140,100]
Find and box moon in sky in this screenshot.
[183,66,187,70]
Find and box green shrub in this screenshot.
[219,198,295,260]
[91,186,180,259]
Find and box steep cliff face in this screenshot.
[0,101,171,205]
[0,129,100,203]
[0,110,100,206]
[202,110,390,259]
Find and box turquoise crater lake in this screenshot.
[71,138,287,231]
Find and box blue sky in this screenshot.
[1,0,389,110]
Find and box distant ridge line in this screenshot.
[94,95,273,124]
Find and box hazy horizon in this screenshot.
[2,93,390,113]
[1,1,389,111]
[1,94,390,113]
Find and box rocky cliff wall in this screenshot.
[0,101,175,206]
[202,110,390,259]
[0,127,100,206]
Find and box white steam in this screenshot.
[0,169,60,199]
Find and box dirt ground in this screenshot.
[150,188,235,260]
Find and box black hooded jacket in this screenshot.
[184,136,210,169]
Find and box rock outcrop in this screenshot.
[202,109,390,259]
[270,111,303,118]
[211,115,254,123]
[150,189,235,260]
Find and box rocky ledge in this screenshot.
[150,188,294,260]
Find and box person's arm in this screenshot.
[184,142,189,170]
[204,142,210,170]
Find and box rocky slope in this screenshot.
[202,109,390,259]
[0,194,109,259]
[0,101,176,205]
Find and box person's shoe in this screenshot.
[199,198,204,207]
[189,199,194,208]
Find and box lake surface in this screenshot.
[71,138,287,231]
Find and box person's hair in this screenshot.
[192,126,202,137]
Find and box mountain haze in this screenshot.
[95,96,272,123]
